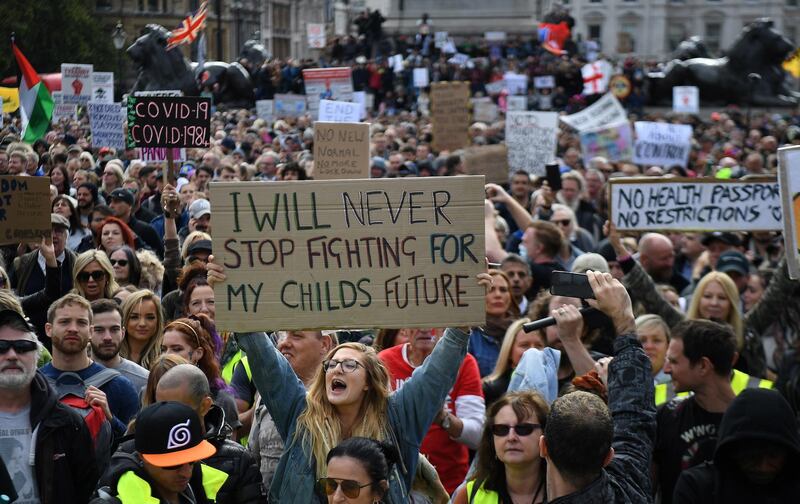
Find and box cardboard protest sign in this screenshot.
[778,146,800,279]
[506,96,527,111]
[609,177,782,232]
[274,94,307,117]
[579,121,633,163]
[302,67,353,115]
[61,64,93,105]
[0,176,51,245]
[89,101,126,150]
[505,111,558,176]
[140,148,187,163]
[430,82,470,152]
[534,76,556,89]
[463,145,509,184]
[51,92,77,124]
[92,72,114,104]
[318,99,361,123]
[256,99,274,122]
[633,122,692,167]
[560,93,627,131]
[126,96,211,149]
[210,176,487,331]
[312,122,370,180]
[673,86,699,114]
[413,68,430,88]
[307,23,326,49]
[472,98,498,123]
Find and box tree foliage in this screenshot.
[1,0,117,76]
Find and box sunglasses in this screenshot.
[77,271,106,283]
[110,259,128,267]
[162,460,197,471]
[323,358,364,373]
[317,478,372,498]
[0,339,38,354]
[491,423,541,437]
[553,219,571,227]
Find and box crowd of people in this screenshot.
[1,34,800,502]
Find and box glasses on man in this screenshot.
[553,219,571,227]
[316,478,372,498]
[491,423,541,437]
[323,358,364,373]
[0,339,38,354]
[77,271,106,283]
[110,259,128,267]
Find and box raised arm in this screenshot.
[161,185,182,293]
[744,256,800,334]
[486,183,534,233]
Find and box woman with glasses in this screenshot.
[318,437,398,503]
[109,246,142,288]
[452,391,549,504]
[72,250,119,302]
[100,162,124,200]
[120,289,164,371]
[207,256,492,502]
[96,216,137,254]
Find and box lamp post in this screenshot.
[111,21,127,100]
[232,1,243,55]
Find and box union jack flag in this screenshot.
[167,1,208,49]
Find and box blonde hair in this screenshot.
[296,342,392,477]
[101,163,124,193]
[120,289,165,370]
[486,317,531,382]
[72,250,119,299]
[137,249,165,293]
[686,272,744,349]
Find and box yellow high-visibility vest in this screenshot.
[654,369,773,406]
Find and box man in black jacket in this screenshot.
[673,389,800,503]
[0,309,98,503]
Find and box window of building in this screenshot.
[273,3,291,35]
[788,0,799,7]
[589,0,602,3]
[667,23,687,50]
[588,24,602,41]
[705,22,722,52]
[272,38,290,59]
[96,0,113,10]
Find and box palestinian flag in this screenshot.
[12,41,53,142]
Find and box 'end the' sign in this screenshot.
[127,96,211,149]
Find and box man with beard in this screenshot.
[639,233,689,293]
[76,182,100,227]
[89,299,149,393]
[0,308,98,502]
[39,294,139,435]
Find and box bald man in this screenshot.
[639,233,689,293]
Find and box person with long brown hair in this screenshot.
[469,269,521,377]
[120,289,164,370]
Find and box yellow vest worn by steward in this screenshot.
[654,369,773,406]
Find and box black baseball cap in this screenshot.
[0,309,36,333]
[186,239,212,256]
[135,402,216,467]
[701,232,741,247]
[716,250,750,276]
[109,188,135,206]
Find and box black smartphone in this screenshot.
[550,271,595,299]
[545,162,562,192]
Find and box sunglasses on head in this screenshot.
[0,339,38,354]
[110,259,128,267]
[77,271,106,283]
[317,478,372,498]
[161,460,197,471]
[491,423,541,437]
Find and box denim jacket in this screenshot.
[236,327,469,503]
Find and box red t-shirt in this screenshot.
[378,344,484,493]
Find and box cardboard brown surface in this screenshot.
[0,176,52,245]
[313,122,370,180]
[430,82,470,152]
[463,145,509,184]
[210,176,487,331]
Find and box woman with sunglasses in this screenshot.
[109,246,142,288]
[72,250,119,302]
[120,289,164,371]
[207,256,492,502]
[452,391,549,504]
[318,437,399,503]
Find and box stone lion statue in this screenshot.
[127,24,199,97]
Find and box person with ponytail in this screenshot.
[318,437,399,503]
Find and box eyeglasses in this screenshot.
[77,270,106,283]
[491,423,541,437]
[323,358,364,373]
[553,219,571,227]
[0,339,38,354]
[162,460,197,471]
[317,478,372,498]
[110,259,128,267]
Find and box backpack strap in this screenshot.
[84,367,121,389]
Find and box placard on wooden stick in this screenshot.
[778,146,800,279]
[126,96,211,149]
[463,145,509,184]
[313,122,370,180]
[0,176,52,245]
[430,82,470,152]
[210,176,487,331]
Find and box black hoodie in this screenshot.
[673,389,800,503]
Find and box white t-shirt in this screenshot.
[0,406,40,503]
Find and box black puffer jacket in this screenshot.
[29,371,99,504]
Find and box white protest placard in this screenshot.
[485,31,506,42]
[413,68,430,88]
[778,146,800,279]
[88,101,125,150]
[560,93,628,131]
[274,94,307,117]
[92,72,114,104]
[210,176,487,331]
[391,54,405,73]
[352,91,367,120]
[313,122,370,180]
[51,92,77,123]
[673,86,700,114]
[434,31,449,47]
[534,76,556,89]
[506,96,527,111]
[133,90,182,97]
[139,147,187,163]
[448,53,470,66]
[579,121,633,164]
[472,98,498,123]
[504,72,528,95]
[318,99,361,123]
[506,111,559,176]
[307,23,326,49]
[610,177,782,232]
[633,122,693,167]
[61,64,93,105]
[302,67,353,115]
[485,80,505,95]
[256,99,274,122]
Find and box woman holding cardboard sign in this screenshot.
[206,256,492,502]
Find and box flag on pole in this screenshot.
[12,40,53,143]
[197,32,206,71]
[168,1,208,49]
